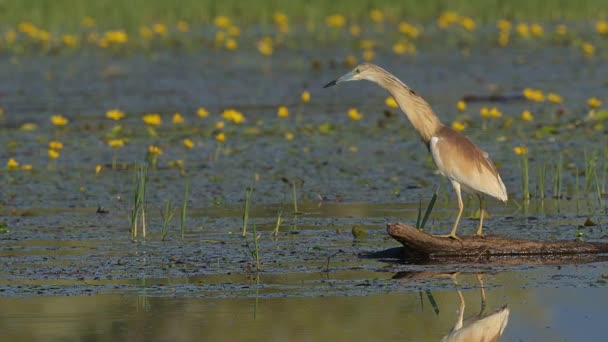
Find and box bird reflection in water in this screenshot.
[442,274,509,342]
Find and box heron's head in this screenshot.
[323,63,382,88]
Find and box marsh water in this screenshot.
[2,38,608,341]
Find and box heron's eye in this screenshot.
[355,68,360,74]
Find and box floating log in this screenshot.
[387,223,608,259]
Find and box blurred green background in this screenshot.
[0,0,605,31]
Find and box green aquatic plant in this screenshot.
[160,199,175,241]
[242,180,254,237]
[272,204,284,237]
[129,164,148,240]
[416,190,438,231]
[180,180,189,241]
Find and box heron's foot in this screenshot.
[474,232,485,239]
[433,233,462,241]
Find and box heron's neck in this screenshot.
[374,73,443,144]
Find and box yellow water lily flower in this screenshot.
[513,146,528,155]
[385,97,398,108]
[183,138,194,149]
[301,91,311,103]
[49,141,63,150]
[520,110,533,122]
[106,109,125,121]
[588,97,602,108]
[457,100,466,112]
[51,114,69,126]
[277,106,289,118]
[348,108,363,121]
[142,113,162,126]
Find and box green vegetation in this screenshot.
[129,164,148,240]
[2,0,606,32]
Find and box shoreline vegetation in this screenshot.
[3,0,608,32]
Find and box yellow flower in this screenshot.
[437,11,460,29]
[107,139,125,148]
[62,34,78,47]
[523,88,545,102]
[520,110,534,122]
[480,107,490,118]
[369,9,384,23]
[498,31,510,46]
[284,132,295,141]
[497,19,511,32]
[547,93,563,104]
[347,108,363,121]
[257,37,273,56]
[221,109,245,124]
[277,106,289,118]
[344,54,357,67]
[588,97,602,108]
[582,42,595,57]
[489,107,502,118]
[142,113,162,126]
[214,16,231,29]
[363,49,375,62]
[457,100,466,112]
[301,91,311,103]
[48,149,60,159]
[513,146,528,155]
[49,141,64,151]
[480,107,501,118]
[172,113,184,124]
[7,158,19,170]
[106,109,125,121]
[530,23,544,36]
[385,96,398,108]
[215,121,225,129]
[21,164,32,171]
[326,14,346,28]
[148,145,162,155]
[153,23,167,36]
[349,25,361,37]
[460,17,476,31]
[177,20,189,32]
[51,114,69,126]
[596,21,608,35]
[225,38,238,50]
[555,24,567,35]
[398,22,419,38]
[197,107,209,118]
[183,138,194,149]
[215,132,226,143]
[516,23,529,38]
[103,30,128,44]
[392,42,416,55]
[95,165,102,174]
[20,123,37,131]
[451,121,466,132]
[273,12,288,26]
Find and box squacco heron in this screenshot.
[324,63,507,239]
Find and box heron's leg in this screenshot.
[475,195,485,238]
[435,180,463,240]
[452,275,465,331]
[449,181,464,239]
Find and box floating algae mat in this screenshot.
[2,15,608,341]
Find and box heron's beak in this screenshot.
[323,70,355,88]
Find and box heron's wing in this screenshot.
[430,127,507,201]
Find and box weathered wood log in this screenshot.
[387,223,608,259]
